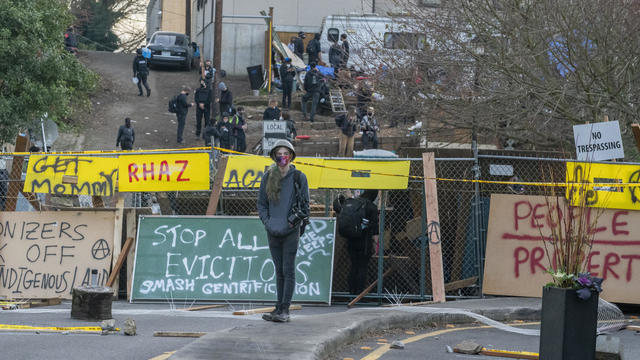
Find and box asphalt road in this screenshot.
[333,322,640,360]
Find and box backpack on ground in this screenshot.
[168,95,179,113]
[337,198,366,239]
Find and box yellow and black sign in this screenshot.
[566,161,640,210]
[118,153,210,192]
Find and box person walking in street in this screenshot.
[176,86,194,144]
[258,139,309,323]
[280,57,295,108]
[340,33,350,69]
[230,107,247,152]
[194,78,212,139]
[306,33,322,64]
[333,190,379,295]
[116,117,135,150]
[218,82,233,115]
[302,63,321,122]
[133,48,151,97]
[263,98,282,120]
[360,106,379,149]
[336,106,358,157]
[293,32,305,61]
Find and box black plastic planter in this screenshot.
[539,286,598,360]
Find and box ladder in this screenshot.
[329,88,347,113]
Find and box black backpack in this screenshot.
[337,198,366,238]
[168,95,179,113]
[121,127,134,146]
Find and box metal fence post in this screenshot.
[472,134,483,297]
[420,183,427,300]
[376,190,387,303]
[324,190,330,217]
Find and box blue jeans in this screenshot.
[268,229,299,309]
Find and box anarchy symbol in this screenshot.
[91,239,111,260]
[427,221,441,245]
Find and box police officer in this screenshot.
[194,78,212,138]
[133,48,151,97]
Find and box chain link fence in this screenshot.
[0,151,606,304]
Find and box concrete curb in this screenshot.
[170,304,541,360]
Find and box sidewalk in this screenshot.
[170,297,542,360]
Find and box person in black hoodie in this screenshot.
[176,86,194,144]
[306,33,321,64]
[217,82,233,115]
[133,48,151,97]
[263,98,281,120]
[279,57,296,108]
[216,112,233,150]
[293,32,305,61]
[302,63,321,122]
[194,79,212,138]
[116,117,135,150]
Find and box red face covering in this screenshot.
[276,155,290,167]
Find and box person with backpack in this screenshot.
[335,106,359,157]
[173,86,194,144]
[334,189,379,295]
[306,33,322,64]
[302,63,321,122]
[116,117,135,150]
[133,48,151,97]
[258,139,309,323]
[194,78,212,139]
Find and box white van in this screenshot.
[319,14,426,71]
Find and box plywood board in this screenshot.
[483,194,640,304]
[0,211,116,299]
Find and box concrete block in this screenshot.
[595,335,624,360]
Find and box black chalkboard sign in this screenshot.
[130,216,335,303]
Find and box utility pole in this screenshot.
[185,0,191,37]
[267,7,273,93]
[213,0,223,72]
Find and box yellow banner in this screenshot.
[23,155,118,196]
[223,155,410,189]
[319,159,410,189]
[118,153,210,192]
[566,161,640,210]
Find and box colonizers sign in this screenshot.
[573,121,624,161]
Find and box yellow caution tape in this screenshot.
[481,347,539,357]
[0,324,119,332]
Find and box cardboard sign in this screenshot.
[483,194,640,304]
[223,155,410,190]
[573,121,624,161]
[118,153,210,192]
[23,155,117,196]
[0,211,116,299]
[566,161,640,211]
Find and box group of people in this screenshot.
[335,105,379,157]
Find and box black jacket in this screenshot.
[195,86,212,105]
[263,107,281,120]
[116,125,135,147]
[219,89,233,112]
[307,38,320,56]
[293,37,304,58]
[341,40,350,65]
[177,93,191,115]
[333,196,379,253]
[279,63,295,83]
[336,114,358,137]
[304,69,321,93]
[216,120,233,146]
[133,55,149,75]
[329,43,342,67]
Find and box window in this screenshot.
[383,32,427,50]
[151,34,187,46]
[327,28,339,43]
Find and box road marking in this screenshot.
[148,351,175,360]
[360,322,540,360]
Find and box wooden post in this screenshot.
[213,0,223,73]
[631,123,640,153]
[423,152,446,303]
[347,267,394,308]
[109,194,125,296]
[107,236,134,287]
[206,156,228,215]
[267,7,273,93]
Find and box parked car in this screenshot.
[147,31,194,70]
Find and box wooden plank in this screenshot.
[626,325,640,331]
[5,134,40,211]
[444,277,479,292]
[153,331,207,338]
[347,267,394,308]
[631,123,640,153]
[183,304,226,311]
[109,194,125,296]
[232,305,302,316]
[423,152,446,303]
[478,348,539,359]
[107,237,134,287]
[206,156,228,215]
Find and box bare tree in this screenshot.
[354,0,640,151]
